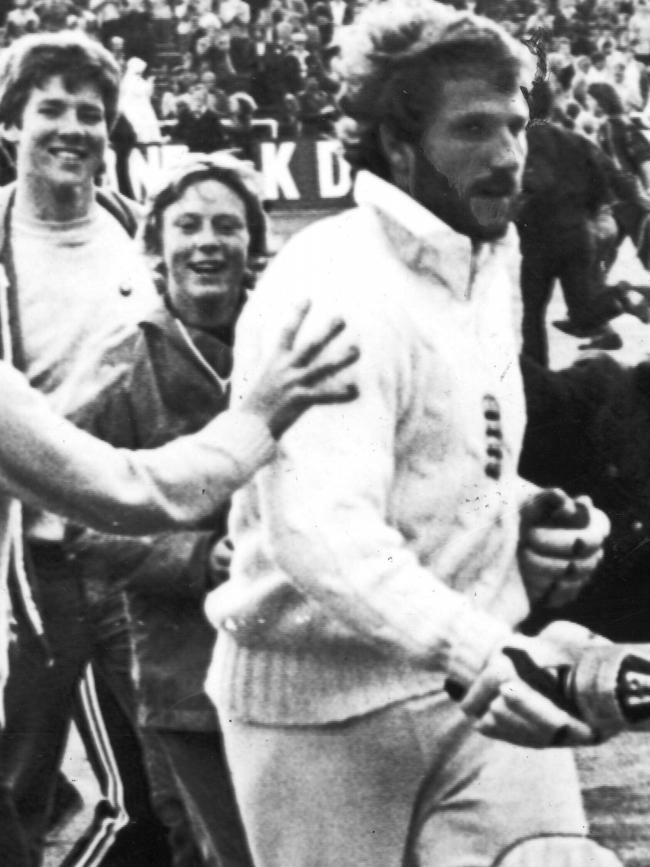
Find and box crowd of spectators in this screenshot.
[149,0,351,149]
[0,0,360,156]
[2,0,650,162]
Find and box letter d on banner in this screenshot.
[316,141,352,199]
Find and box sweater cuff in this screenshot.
[446,604,513,688]
[210,410,276,484]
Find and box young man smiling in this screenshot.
[66,154,270,867]
[161,178,250,329]
[0,35,155,402]
[0,34,360,867]
[0,32,165,867]
[205,2,621,866]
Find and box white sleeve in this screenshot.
[0,362,275,534]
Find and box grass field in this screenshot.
[579,735,650,866]
[45,216,650,867]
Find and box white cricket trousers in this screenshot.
[219,690,588,867]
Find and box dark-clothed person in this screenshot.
[69,154,270,867]
[521,353,650,643]
[589,81,650,272]
[175,87,229,153]
[517,115,618,365]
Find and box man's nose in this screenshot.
[491,128,525,173]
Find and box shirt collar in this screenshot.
[353,170,514,301]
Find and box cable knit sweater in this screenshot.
[205,171,536,725]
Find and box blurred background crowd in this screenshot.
[0,0,359,163]
[0,0,649,160]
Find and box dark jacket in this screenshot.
[517,121,614,238]
[70,299,239,730]
[175,106,229,154]
[520,353,650,641]
[250,45,301,110]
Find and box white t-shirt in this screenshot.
[12,199,155,415]
[11,198,156,539]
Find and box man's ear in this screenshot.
[378,123,413,190]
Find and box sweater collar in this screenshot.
[353,170,514,301]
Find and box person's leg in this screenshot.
[0,546,92,867]
[148,728,254,867]
[222,689,618,867]
[0,777,31,867]
[408,694,618,867]
[519,240,555,366]
[220,694,440,867]
[72,587,173,867]
[140,730,204,867]
[61,665,173,867]
[557,225,602,328]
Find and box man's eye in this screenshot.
[176,218,200,232]
[461,121,487,137]
[79,111,103,124]
[38,106,59,117]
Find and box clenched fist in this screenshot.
[518,488,610,609]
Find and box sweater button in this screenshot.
[482,395,500,420]
[632,520,644,534]
[605,463,620,478]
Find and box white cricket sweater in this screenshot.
[205,171,535,725]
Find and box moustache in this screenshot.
[471,175,519,198]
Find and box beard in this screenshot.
[468,192,518,240]
[409,148,520,242]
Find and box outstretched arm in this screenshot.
[0,301,358,535]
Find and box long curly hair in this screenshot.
[335,0,535,179]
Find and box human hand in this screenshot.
[240,299,359,438]
[459,634,597,748]
[536,619,609,660]
[519,489,610,609]
[591,205,618,245]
